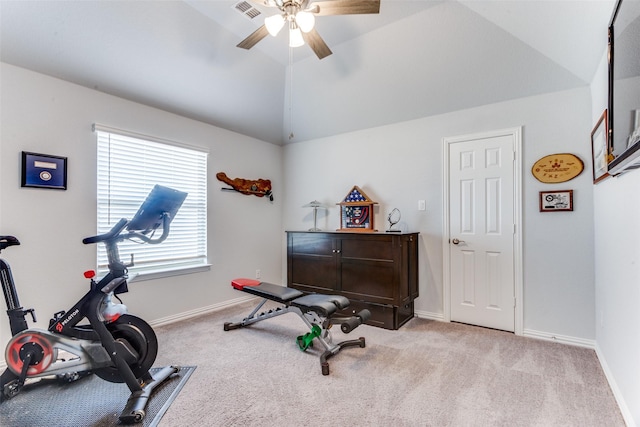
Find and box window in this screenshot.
[94,125,208,278]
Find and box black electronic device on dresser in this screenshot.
[286,231,419,330]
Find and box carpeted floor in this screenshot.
[0,366,195,427]
[151,300,625,426]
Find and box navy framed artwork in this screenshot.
[21,151,67,190]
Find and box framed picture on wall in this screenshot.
[539,190,573,212]
[21,151,67,190]
[591,110,609,184]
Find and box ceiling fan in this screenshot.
[237,0,381,60]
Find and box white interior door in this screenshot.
[444,129,521,332]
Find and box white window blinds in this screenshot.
[94,126,208,277]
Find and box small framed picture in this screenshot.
[591,110,609,184]
[539,190,573,212]
[21,151,67,190]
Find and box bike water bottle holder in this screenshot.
[100,294,128,323]
[101,276,129,295]
[49,310,66,328]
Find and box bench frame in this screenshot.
[224,279,368,375]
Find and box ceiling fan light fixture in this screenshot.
[289,25,304,47]
[265,14,285,36]
[237,0,380,60]
[295,10,315,33]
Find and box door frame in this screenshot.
[442,127,524,335]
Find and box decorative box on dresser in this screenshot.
[286,231,419,330]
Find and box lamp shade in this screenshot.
[265,14,285,36]
[289,26,304,47]
[295,11,315,33]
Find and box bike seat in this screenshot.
[0,235,20,251]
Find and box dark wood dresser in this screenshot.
[286,231,419,330]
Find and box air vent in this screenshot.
[234,1,262,20]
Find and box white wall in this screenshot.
[0,63,283,353]
[283,87,596,341]
[591,51,640,425]
[594,172,640,426]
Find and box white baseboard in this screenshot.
[595,343,636,427]
[522,328,596,349]
[414,309,445,321]
[413,315,597,349]
[149,295,255,327]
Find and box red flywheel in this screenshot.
[5,332,54,376]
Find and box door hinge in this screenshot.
[513,297,517,308]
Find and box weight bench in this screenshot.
[224,278,370,375]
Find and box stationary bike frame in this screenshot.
[0,214,178,423]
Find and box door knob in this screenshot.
[452,238,465,245]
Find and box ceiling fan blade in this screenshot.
[311,0,380,16]
[237,25,270,50]
[302,28,332,59]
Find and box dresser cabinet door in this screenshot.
[339,234,397,305]
[287,232,337,293]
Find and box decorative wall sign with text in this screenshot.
[531,153,583,183]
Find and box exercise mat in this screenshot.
[0,366,195,427]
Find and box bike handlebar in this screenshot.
[82,213,172,246]
[0,235,20,252]
[82,219,129,245]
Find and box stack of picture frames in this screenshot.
[531,153,584,212]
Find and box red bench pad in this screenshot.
[231,278,261,290]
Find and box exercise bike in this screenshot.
[0,184,187,424]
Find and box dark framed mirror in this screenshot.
[607,0,640,174]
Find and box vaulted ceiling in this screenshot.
[0,0,615,145]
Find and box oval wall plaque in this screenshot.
[532,153,584,183]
